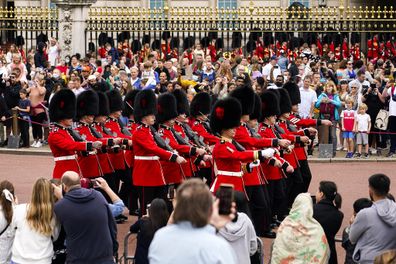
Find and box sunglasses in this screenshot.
[351,87,357,89]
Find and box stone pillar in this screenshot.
[52,0,97,58]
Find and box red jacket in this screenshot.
[75,123,103,178]
[48,124,93,179]
[288,114,316,161]
[158,124,196,184]
[132,124,176,186]
[189,119,219,146]
[174,122,196,177]
[258,123,289,180]
[211,139,258,193]
[104,117,131,169]
[276,120,302,169]
[92,122,115,175]
[234,123,276,186]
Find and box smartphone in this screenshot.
[92,179,100,188]
[218,184,234,215]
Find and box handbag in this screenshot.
[375,109,389,131]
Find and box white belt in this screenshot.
[134,156,160,160]
[54,155,77,162]
[88,151,97,155]
[217,170,243,177]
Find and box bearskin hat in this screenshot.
[76,90,99,118]
[142,35,151,45]
[200,37,210,48]
[97,91,110,116]
[36,33,48,46]
[260,91,280,118]
[172,89,190,116]
[49,89,76,122]
[210,97,242,135]
[278,88,292,115]
[232,32,242,49]
[157,93,178,123]
[162,30,171,41]
[123,90,139,118]
[250,93,262,121]
[170,37,179,50]
[229,85,255,116]
[134,89,157,122]
[208,31,218,40]
[246,40,256,54]
[190,92,211,117]
[16,36,25,46]
[283,81,301,105]
[106,89,123,113]
[98,33,108,46]
[151,40,161,50]
[215,38,224,50]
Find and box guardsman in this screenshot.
[156,93,207,187]
[189,92,219,186]
[230,86,285,238]
[75,90,104,179]
[48,89,102,179]
[209,96,275,195]
[284,82,332,193]
[132,89,186,215]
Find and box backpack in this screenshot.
[375,109,389,130]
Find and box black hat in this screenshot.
[278,88,292,115]
[131,39,142,54]
[117,33,125,43]
[249,29,262,42]
[263,32,274,46]
[97,91,110,116]
[246,40,256,53]
[250,93,262,121]
[229,85,255,116]
[134,90,157,122]
[106,89,123,113]
[232,32,242,49]
[170,37,179,49]
[88,42,95,53]
[283,81,301,105]
[183,36,195,50]
[16,36,25,46]
[98,33,108,46]
[173,89,190,116]
[351,32,361,45]
[275,32,288,43]
[208,31,218,40]
[215,38,224,50]
[106,36,114,47]
[190,92,211,117]
[123,90,139,117]
[162,31,171,41]
[151,39,161,50]
[200,37,210,48]
[260,91,280,118]
[210,97,242,134]
[142,35,151,45]
[157,93,178,123]
[76,90,99,118]
[36,33,48,46]
[49,89,76,122]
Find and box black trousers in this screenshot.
[197,167,213,187]
[286,168,304,208]
[299,159,312,193]
[118,166,139,213]
[267,179,287,220]
[389,116,396,153]
[31,112,46,140]
[138,185,167,216]
[18,118,29,147]
[245,185,272,236]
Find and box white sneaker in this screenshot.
[35,141,42,148]
[30,141,37,147]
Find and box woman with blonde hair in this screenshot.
[11,178,60,264]
[315,80,341,157]
[0,180,17,263]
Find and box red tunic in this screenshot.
[211,139,257,193]
[75,123,103,178]
[104,117,131,169]
[132,124,176,186]
[174,122,196,177]
[48,125,92,179]
[288,114,316,161]
[158,125,195,184]
[92,122,115,175]
[277,120,302,169]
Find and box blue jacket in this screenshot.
[54,188,117,264]
[315,93,341,121]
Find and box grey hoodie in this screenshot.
[218,213,257,264]
[349,199,396,263]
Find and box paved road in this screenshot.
[1,153,394,263]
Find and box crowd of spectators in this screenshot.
[1,172,395,264]
[0,36,395,158]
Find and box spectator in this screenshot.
[47,38,61,68]
[11,178,60,264]
[217,192,258,264]
[313,181,344,264]
[349,174,396,264]
[148,178,237,264]
[66,55,82,77]
[94,177,125,218]
[201,62,216,84]
[34,42,47,69]
[13,88,31,147]
[277,49,289,72]
[262,56,281,83]
[299,75,317,119]
[5,44,19,64]
[340,98,356,158]
[28,73,47,148]
[346,83,359,110]
[382,81,396,157]
[53,171,118,264]
[0,95,8,146]
[271,193,330,263]
[354,103,371,158]
[342,198,373,264]
[129,198,169,264]
[0,180,16,264]
[315,81,341,157]
[105,42,119,64]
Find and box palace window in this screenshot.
[289,0,310,8]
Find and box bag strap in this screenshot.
[392,85,395,96]
[0,222,10,236]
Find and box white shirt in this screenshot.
[388,87,396,117]
[356,113,371,132]
[262,63,281,81]
[11,204,60,264]
[299,87,317,118]
[48,45,59,67]
[0,205,15,264]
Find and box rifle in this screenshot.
[150,126,174,152]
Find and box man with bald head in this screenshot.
[54,171,117,264]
